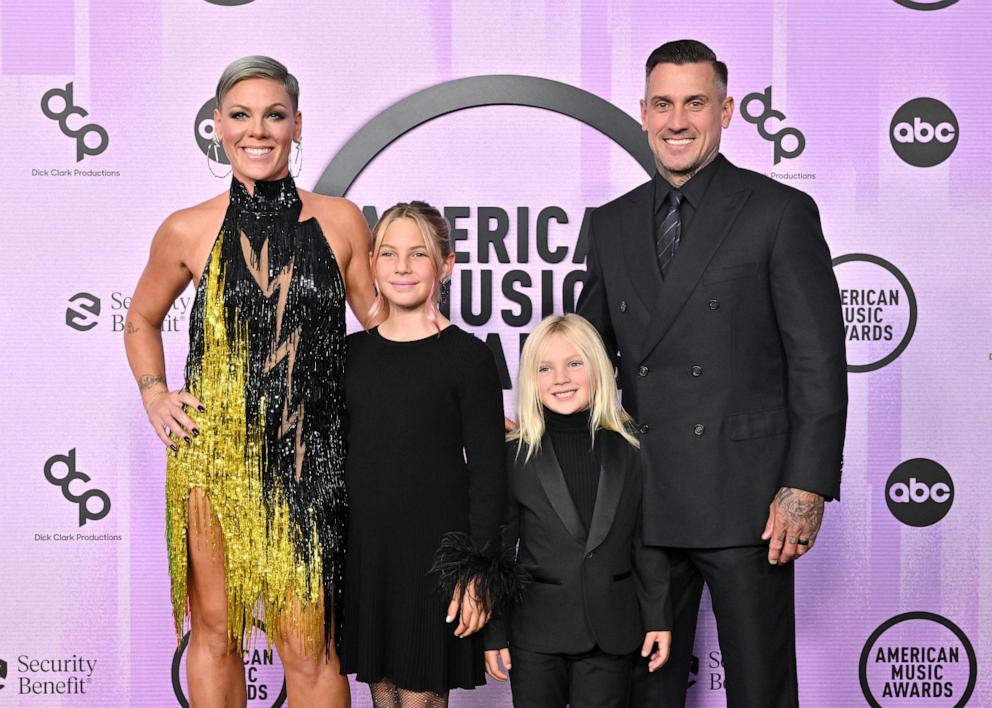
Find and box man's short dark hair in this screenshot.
[645,39,728,93]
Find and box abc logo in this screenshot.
[194,98,229,165]
[885,458,953,527]
[889,97,958,167]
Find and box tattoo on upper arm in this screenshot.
[125,322,139,335]
[138,375,164,391]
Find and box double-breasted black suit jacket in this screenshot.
[484,430,670,656]
[577,154,847,548]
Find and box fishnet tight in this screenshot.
[370,678,449,708]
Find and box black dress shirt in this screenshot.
[652,152,723,239]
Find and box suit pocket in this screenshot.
[612,569,632,581]
[702,262,758,285]
[727,407,790,441]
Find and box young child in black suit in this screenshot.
[484,313,671,708]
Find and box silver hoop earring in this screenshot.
[291,138,303,179]
[207,136,231,179]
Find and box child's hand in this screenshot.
[642,630,672,672]
[484,648,512,681]
[445,578,491,637]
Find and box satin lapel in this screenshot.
[534,432,586,544]
[620,181,663,311]
[585,432,625,553]
[641,162,750,360]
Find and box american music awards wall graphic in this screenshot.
[3,1,990,705]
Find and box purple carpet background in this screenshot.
[2,0,991,705]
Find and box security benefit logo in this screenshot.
[3,654,98,698]
[173,621,286,707]
[833,254,917,373]
[66,292,101,331]
[686,651,727,692]
[740,86,805,165]
[860,612,976,706]
[195,97,230,166]
[41,83,108,162]
[65,291,191,333]
[886,459,953,527]
[890,98,958,167]
[43,449,110,527]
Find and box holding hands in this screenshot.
[761,486,825,565]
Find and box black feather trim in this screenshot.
[429,530,529,615]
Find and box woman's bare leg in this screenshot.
[275,590,351,707]
[186,488,247,708]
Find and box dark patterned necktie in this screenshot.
[656,190,683,279]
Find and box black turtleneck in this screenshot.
[545,407,600,532]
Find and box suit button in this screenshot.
[619,300,627,312]
[586,552,594,559]
[693,424,705,436]
[708,299,720,310]
[640,424,650,434]
[638,365,649,377]
[691,365,703,377]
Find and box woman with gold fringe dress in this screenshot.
[123,56,374,707]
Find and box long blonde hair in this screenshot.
[367,201,451,330]
[510,314,639,461]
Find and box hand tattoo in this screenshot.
[775,487,824,536]
[138,374,165,392]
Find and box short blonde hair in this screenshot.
[368,201,452,330]
[510,314,638,460]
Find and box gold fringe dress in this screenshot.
[166,175,346,654]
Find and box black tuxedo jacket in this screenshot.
[577,154,847,548]
[484,430,670,656]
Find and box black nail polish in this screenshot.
[184,436,192,445]
[192,428,200,437]
[197,405,206,413]
[170,444,178,452]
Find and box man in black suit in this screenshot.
[577,40,847,707]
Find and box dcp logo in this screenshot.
[44,449,111,527]
[740,86,805,164]
[892,0,960,10]
[66,292,101,331]
[195,97,229,165]
[890,98,958,167]
[41,83,109,162]
[885,458,953,527]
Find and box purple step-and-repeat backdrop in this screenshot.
[3,0,990,705]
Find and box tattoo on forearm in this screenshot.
[776,487,824,534]
[124,322,140,335]
[138,375,165,392]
